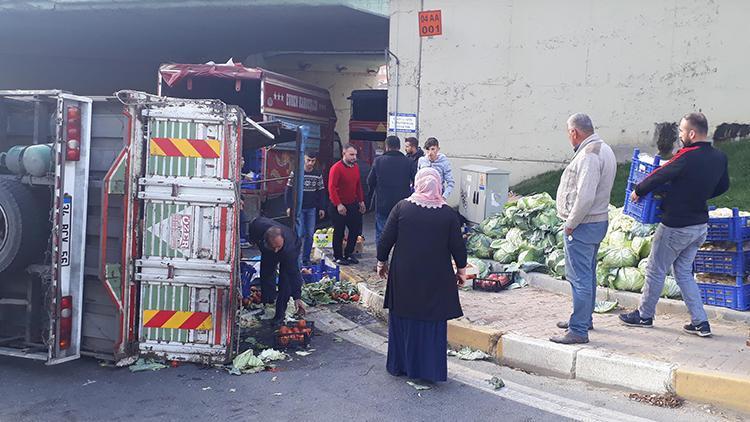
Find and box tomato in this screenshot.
[278,336,289,347]
[351,294,360,302]
[302,328,312,336]
[279,326,291,335]
[340,293,349,301]
[297,320,307,328]
[291,327,301,334]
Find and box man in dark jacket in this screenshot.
[248,217,306,324]
[367,136,415,244]
[620,112,729,337]
[404,137,423,175]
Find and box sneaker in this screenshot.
[335,258,350,266]
[549,331,589,344]
[684,321,712,337]
[619,310,653,328]
[557,321,594,330]
[345,256,359,265]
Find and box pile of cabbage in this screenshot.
[465,195,682,299]
[466,193,564,269]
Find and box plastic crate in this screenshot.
[707,207,750,242]
[301,261,340,284]
[628,148,663,184]
[274,321,315,349]
[623,183,664,224]
[472,272,517,292]
[693,247,750,276]
[698,278,750,311]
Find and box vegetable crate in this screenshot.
[472,272,516,292]
[707,208,750,242]
[628,148,663,184]
[274,320,315,349]
[623,183,663,224]
[301,261,340,284]
[698,278,750,311]
[693,247,750,276]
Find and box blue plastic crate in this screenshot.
[623,183,664,224]
[628,148,663,184]
[301,261,340,284]
[240,261,258,298]
[707,207,750,243]
[698,277,750,311]
[693,247,750,276]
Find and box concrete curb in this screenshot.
[347,272,750,413]
[524,272,750,324]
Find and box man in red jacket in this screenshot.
[328,144,366,265]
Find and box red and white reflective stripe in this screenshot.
[66,106,81,161]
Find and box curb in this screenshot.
[349,276,750,414]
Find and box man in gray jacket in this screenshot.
[551,113,617,344]
[417,137,455,199]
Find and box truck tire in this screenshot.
[0,179,47,274]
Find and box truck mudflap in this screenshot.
[119,91,242,364]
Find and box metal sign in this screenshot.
[419,10,442,37]
[388,112,418,133]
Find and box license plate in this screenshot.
[60,194,72,267]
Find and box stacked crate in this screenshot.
[694,208,750,310]
[623,148,666,224]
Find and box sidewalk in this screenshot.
[335,212,750,413]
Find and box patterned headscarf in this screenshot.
[406,167,447,209]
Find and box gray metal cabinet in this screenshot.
[460,165,510,224]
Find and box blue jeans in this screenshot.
[639,224,708,324]
[563,221,608,338]
[375,211,389,247]
[296,208,317,264]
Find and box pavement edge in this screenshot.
[346,269,750,414]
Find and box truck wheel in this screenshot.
[0,179,46,274]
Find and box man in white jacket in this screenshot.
[551,113,616,345]
[417,137,455,200]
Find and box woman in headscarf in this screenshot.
[376,167,468,383]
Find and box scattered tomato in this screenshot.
[297,320,307,328]
[279,326,291,335]
[351,294,360,302]
[340,293,349,301]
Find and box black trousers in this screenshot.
[329,203,363,260]
[259,252,297,321]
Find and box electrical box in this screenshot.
[460,165,510,224]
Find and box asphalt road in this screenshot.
[0,328,561,421]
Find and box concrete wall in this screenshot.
[251,53,386,141]
[388,0,750,202]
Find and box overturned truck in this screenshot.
[0,90,243,364]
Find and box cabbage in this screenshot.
[546,249,566,278]
[610,213,636,233]
[607,231,630,248]
[518,246,544,264]
[631,237,652,260]
[601,248,639,269]
[505,228,525,248]
[612,267,645,292]
[531,209,560,230]
[661,276,682,299]
[597,266,616,287]
[556,230,565,248]
[467,257,490,279]
[467,233,494,259]
[516,193,554,212]
[631,222,657,238]
[637,258,649,274]
[493,248,517,264]
[504,206,518,220]
[480,215,507,239]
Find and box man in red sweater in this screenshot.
[328,144,366,265]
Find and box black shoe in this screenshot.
[345,256,359,265]
[684,321,712,337]
[619,310,653,328]
[549,331,589,344]
[557,321,594,330]
[335,258,350,266]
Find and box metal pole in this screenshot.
[291,125,309,234]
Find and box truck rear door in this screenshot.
[49,94,93,364]
[132,94,243,363]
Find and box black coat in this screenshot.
[366,150,415,215]
[377,200,467,321]
[248,217,303,299]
